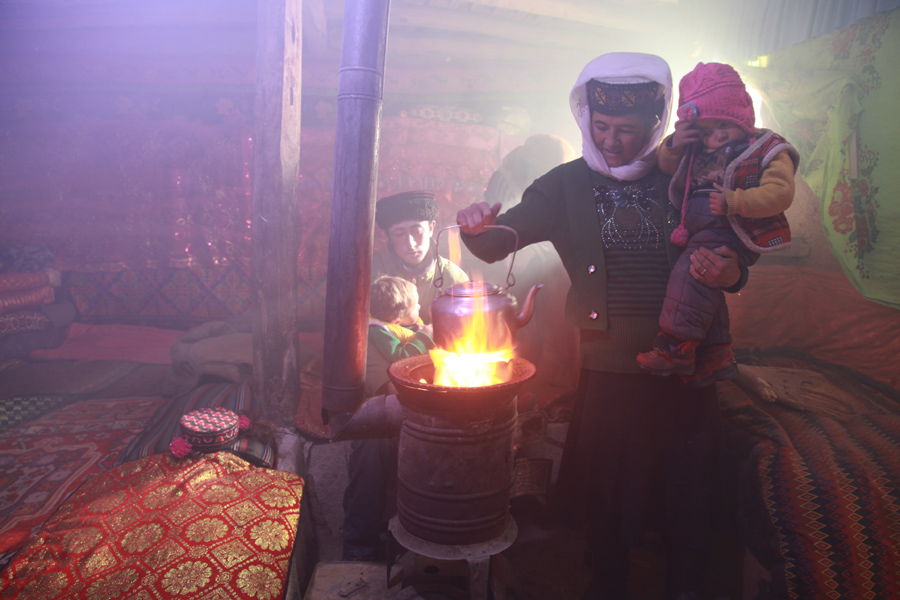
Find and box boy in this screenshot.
[371,191,468,325]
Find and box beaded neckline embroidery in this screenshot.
[593,179,671,250]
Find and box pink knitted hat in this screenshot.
[676,62,755,132]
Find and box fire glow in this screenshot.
[428,281,514,387]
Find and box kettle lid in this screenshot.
[443,281,503,297]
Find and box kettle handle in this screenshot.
[434,224,519,291]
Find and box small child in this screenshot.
[343,276,435,561]
[365,275,435,395]
[636,62,799,386]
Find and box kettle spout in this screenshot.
[513,284,543,329]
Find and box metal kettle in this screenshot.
[431,225,542,352]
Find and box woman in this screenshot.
[457,53,744,600]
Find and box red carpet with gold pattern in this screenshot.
[0,452,304,600]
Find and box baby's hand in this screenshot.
[419,323,434,338]
[671,121,701,148]
[709,183,727,216]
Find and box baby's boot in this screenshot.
[636,332,698,376]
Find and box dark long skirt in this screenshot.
[554,369,725,552]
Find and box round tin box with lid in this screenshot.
[179,407,240,451]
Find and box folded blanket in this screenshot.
[0,310,50,338]
[0,269,58,293]
[0,301,75,362]
[29,322,183,364]
[0,286,54,315]
[169,321,253,396]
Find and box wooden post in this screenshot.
[321,0,392,420]
[250,0,302,427]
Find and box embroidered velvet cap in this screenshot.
[677,62,755,132]
[375,191,439,230]
[179,407,240,451]
[586,79,665,119]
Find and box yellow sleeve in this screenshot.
[726,151,796,218]
[657,134,685,176]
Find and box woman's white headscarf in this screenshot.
[570,52,673,182]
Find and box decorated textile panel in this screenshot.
[65,262,335,321]
[66,265,254,320]
[3,90,506,319]
[742,8,900,309]
[0,88,255,272]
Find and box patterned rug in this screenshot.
[0,396,165,569]
[0,396,75,433]
[88,363,175,399]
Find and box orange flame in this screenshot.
[447,227,462,271]
[429,280,514,387]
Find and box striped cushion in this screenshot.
[0,286,54,315]
[116,382,276,468]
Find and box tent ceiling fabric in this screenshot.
[319,0,900,70]
[1,0,898,93]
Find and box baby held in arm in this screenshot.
[636,61,799,387]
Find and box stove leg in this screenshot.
[386,533,394,588]
[467,556,490,600]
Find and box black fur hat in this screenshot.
[375,191,439,230]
